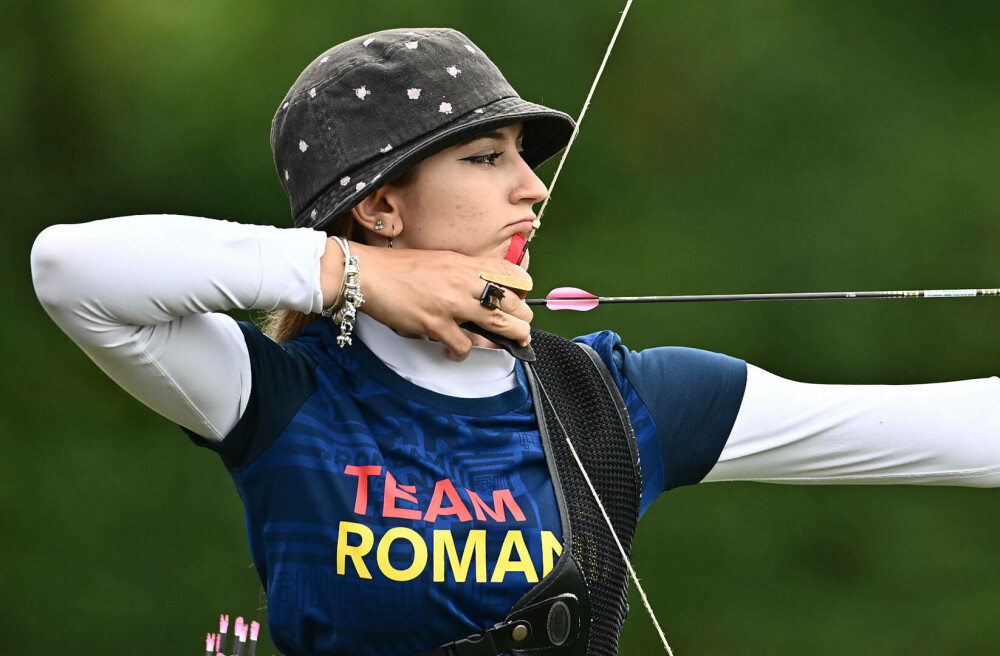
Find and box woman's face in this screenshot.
[392,123,548,261]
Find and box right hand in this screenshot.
[322,240,534,360]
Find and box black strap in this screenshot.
[415,594,581,656]
[458,321,536,361]
[518,334,641,656]
[416,328,639,656]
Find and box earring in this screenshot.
[387,226,395,249]
[374,219,385,231]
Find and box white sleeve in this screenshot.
[30,215,329,442]
[703,364,1000,486]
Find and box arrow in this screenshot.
[528,286,1000,311]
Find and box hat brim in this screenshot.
[298,95,575,233]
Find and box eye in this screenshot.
[462,152,503,167]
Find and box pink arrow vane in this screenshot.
[526,286,1000,311]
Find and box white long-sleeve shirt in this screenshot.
[30,214,1000,486]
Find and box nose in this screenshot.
[509,151,549,206]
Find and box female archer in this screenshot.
[30,27,1000,656]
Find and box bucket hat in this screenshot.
[270,28,575,233]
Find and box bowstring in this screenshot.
[528,2,674,653]
[532,0,635,234]
[531,365,674,656]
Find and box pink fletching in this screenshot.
[235,617,245,635]
[219,614,229,632]
[206,633,214,650]
[545,287,599,312]
[215,633,221,650]
[250,621,260,641]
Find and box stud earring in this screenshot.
[374,219,385,231]
[387,226,395,249]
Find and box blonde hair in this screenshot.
[263,213,357,342]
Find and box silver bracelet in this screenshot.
[318,237,364,346]
[333,255,364,347]
[321,237,351,318]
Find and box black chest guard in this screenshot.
[418,329,643,656]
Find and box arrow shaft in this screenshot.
[528,288,1000,306]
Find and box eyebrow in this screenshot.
[457,126,525,146]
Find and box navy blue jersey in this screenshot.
[186,318,746,656]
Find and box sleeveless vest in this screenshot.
[418,328,643,656]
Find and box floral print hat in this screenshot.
[271,27,575,234]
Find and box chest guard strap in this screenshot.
[417,330,642,656]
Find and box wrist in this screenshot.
[319,237,365,347]
[319,237,347,309]
[350,242,381,315]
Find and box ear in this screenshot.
[350,184,404,245]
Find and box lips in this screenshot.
[507,218,536,235]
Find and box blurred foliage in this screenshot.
[3,1,1000,654]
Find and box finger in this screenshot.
[468,279,533,342]
[429,319,474,361]
[469,305,532,347]
[498,289,533,324]
[474,276,533,324]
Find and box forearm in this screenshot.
[705,364,1000,486]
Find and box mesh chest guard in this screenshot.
[420,329,642,656]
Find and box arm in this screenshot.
[30,214,537,441]
[581,331,1000,519]
[30,215,329,441]
[704,365,1000,486]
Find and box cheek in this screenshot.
[449,175,498,222]
[415,179,490,237]
[454,201,490,230]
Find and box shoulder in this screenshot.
[574,330,749,491]
[573,330,745,388]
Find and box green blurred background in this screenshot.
[3,1,1000,654]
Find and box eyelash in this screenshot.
[465,152,503,167]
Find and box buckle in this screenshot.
[420,593,580,656]
[498,593,580,651]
